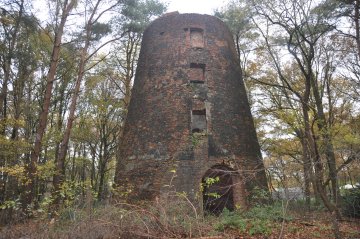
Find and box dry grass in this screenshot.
[0,192,219,239]
[1,196,359,239]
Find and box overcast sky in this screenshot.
[33,0,229,22]
[162,0,228,14]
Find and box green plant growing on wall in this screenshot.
[200,176,221,199]
[191,132,207,147]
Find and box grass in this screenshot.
[1,198,359,239]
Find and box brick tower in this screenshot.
[115,13,268,213]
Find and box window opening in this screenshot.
[190,80,205,84]
[190,28,204,48]
[191,109,206,133]
[189,63,205,83]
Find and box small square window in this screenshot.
[190,28,204,48]
[189,63,205,83]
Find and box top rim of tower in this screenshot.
[160,11,213,18]
[145,11,226,33]
[157,11,221,21]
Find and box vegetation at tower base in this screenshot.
[1,196,360,238]
[114,12,269,212]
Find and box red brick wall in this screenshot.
[115,13,268,208]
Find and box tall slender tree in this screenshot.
[25,0,76,211]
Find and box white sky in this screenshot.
[162,0,228,14]
[33,0,229,23]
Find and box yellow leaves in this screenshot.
[331,120,360,149]
[1,165,25,177]
[275,110,297,125]
[267,137,300,155]
[36,160,55,180]
[176,191,188,197]
[343,133,360,146]
[0,16,15,26]
[0,136,31,157]
[0,164,30,186]
[204,176,220,186]
[247,61,259,76]
[35,30,56,59]
[0,199,21,210]
[0,118,26,132]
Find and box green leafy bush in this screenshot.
[214,209,247,232]
[341,187,360,218]
[244,203,292,221]
[214,203,291,236]
[248,186,271,206]
[248,219,272,236]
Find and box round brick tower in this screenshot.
[115,12,268,212]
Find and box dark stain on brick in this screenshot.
[208,135,224,157]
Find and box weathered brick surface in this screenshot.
[115,13,268,208]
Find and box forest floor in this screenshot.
[222,211,360,239]
[0,201,359,239]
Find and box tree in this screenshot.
[25,0,76,212]
[248,0,344,221]
[0,0,43,222]
[0,0,26,135]
[214,0,257,79]
[52,0,118,208]
[82,64,124,200]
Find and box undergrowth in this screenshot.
[1,197,359,239]
[214,202,292,236]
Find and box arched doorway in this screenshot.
[202,165,235,215]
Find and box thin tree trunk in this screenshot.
[97,160,106,201]
[0,0,25,209]
[301,100,317,209]
[310,74,340,204]
[23,0,75,211]
[355,0,360,59]
[52,46,87,206]
[52,0,102,207]
[0,0,24,134]
[300,137,312,209]
[0,61,10,136]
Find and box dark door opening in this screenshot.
[202,165,235,215]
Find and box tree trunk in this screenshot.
[300,137,312,208]
[23,0,75,211]
[0,0,24,135]
[310,74,340,204]
[52,46,87,206]
[0,0,25,209]
[355,0,360,59]
[52,0,103,207]
[301,101,317,209]
[97,161,106,201]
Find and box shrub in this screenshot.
[214,209,247,232]
[214,203,291,236]
[244,202,292,221]
[248,219,272,236]
[341,187,360,218]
